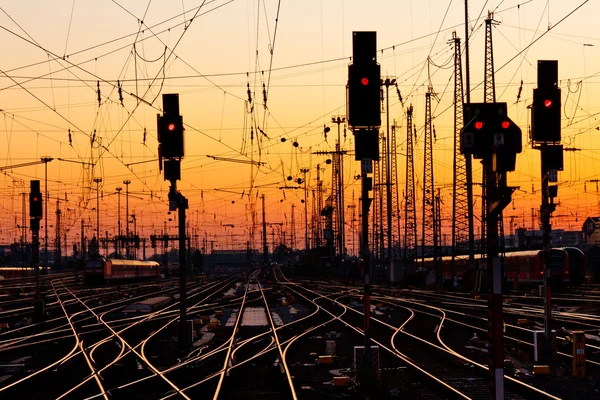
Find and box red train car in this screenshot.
[420,249,570,288]
[559,247,585,286]
[84,258,160,283]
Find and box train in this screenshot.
[559,247,586,286]
[419,248,572,289]
[84,257,160,283]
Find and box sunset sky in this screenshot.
[0,0,597,254]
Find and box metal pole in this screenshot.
[178,191,188,347]
[124,180,131,259]
[32,220,42,319]
[486,163,504,399]
[385,79,395,282]
[41,158,53,268]
[541,145,554,364]
[94,178,102,256]
[55,200,61,268]
[361,163,373,373]
[81,219,85,259]
[262,194,268,267]
[116,187,122,257]
[464,1,476,271]
[301,168,309,250]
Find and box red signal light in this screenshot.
[167,123,176,131]
[544,99,553,108]
[361,77,369,86]
[33,197,39,202]
[474,121,484,130]
[501,121,510,129]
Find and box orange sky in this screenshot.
[0,1,598,254]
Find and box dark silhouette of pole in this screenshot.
[301,168,309,250]
[116,187,122,257]
[41,157,53,268]
[93,178,102,255]
[261,194,268,266]
[123,180,131,259]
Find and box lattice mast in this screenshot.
[421,91,437,279]
[380,132,387,271]
[331,146,340,255]
[315,165,323,247]
[481,12,498,255]
[390,122,401,261]
[404,106,418,271]
[372,153,381,269]
[451,32,473,279]
[483,12,507,259]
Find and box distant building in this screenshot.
[582,217,600,244]
[514,227,582,249]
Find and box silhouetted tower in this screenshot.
[480,12,499,255]
[390,122,401,263]
[372,145,381,271]
[451,32,474,280]
[421,91,438,281]
[404,106,418,272]
[380,132,387,273]
[483,12,506,257]
[331,146,341,254]
[435,189,442,257]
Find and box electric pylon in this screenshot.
[390,123,401,265]
[421,91,438,284]
[451,32,473,283]
[404,106,417,273]
[372,150,381,275]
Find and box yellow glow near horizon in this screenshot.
[0,1,598,252]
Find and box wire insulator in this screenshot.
[247,82,252,104]
[118,80,124,106]
[97,81,101,106]
[68,129,72,146]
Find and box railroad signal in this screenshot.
[348,31,381,129]
[29,180,43,219]
[158,114,184,159]
[461,103,522,172]
[532,60,561,143]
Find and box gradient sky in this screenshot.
[0,1,598,252]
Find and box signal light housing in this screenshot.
[460,103,522,172]
[532,60,561,143]
[29,180,43,219]
[157,114,184,159]
[348,63,381,128]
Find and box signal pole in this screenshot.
[158,93,189,349]
[461,103,521,399]
[532,60,562,366]
[30,180,43,320]
[348,31,381,386]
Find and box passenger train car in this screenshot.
[84,258,160,283]
[420,248,570,288]
[559,247,586,286]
